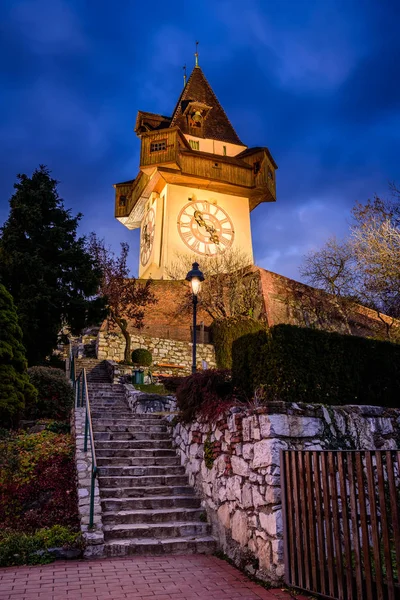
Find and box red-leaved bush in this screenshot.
[0,431,79,532]
[173,370,236,423]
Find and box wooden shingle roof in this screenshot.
[169,66,244,145]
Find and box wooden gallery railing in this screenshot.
[69,352,98,528]
[281,450,400,600]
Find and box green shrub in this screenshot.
[27,366,73,420]
[45,420,70,434]
[131,348,152,366]
[0,526,82,566]
[211,317,267,369]
[0,285,37,427]
[232,324,400,407]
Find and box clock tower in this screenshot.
[114,62,277,278]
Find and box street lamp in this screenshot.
[186,262,205,374]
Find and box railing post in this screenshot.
[84,408,88,452]
[81,375,85,408]
[89,467,96,529]
[77,378,81,408]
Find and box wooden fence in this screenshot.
[281,450,400,600]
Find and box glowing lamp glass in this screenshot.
[191,277,201,295]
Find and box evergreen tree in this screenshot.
[0,284,37,427]
[0,166,105,364]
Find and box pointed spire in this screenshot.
[170,65,244,145]
[183,64,187,87]
[195,41,199,67]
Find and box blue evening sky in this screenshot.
[1,0,399,280]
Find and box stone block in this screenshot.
[253,487,265,508]
[217,503,231,529]
[259,414,324,438]
[231,510,248,547]
[259,509,282,537]
[242,483,253,508]
[368,417,393,434]
[242,443,253,460]
[231,456,250,477]
[253,439,288,469]
[265,486,281,505]
[226,475,242,502]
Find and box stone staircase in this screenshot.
[75,358,110,383]
[77,359,215,557]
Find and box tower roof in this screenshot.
[170,66,244,145]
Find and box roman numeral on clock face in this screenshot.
[182,230,193,242]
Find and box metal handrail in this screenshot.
[71,362,98,528]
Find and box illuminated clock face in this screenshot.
[140,207,155,266]
[177,200,234,256]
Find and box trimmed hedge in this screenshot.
[131,348,152,366]
[232,324,400,407]
[211,317,267,369]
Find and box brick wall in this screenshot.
[100,279,213,343]
[99,269,397,346]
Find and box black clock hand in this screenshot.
[193,209,220,243]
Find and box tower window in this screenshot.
[150,140,167,153]
[189,140,200,150]
[119,195,127,207]
[223,145,227,156]
[268,168,274,180]
[253,161,261,175]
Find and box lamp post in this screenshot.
[185,262,205,374]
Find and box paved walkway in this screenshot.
[0,555,309,600]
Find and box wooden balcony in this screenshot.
[115,129,277,226]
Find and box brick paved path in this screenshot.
[0,555,309,600]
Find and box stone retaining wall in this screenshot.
[170,402,400,584]
[73,408,105,557]
[97,331,216,375]
[124,384,177,413]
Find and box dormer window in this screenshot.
[150,140,166,153]
[189,140,200,150]
[190,111,203,128]
[183,101,212,138]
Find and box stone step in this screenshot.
[98,474,189,487]
[101,495,201,511]
[91,404,127,408]
[88,384,124,388]
[102,507,205,525]
[98,465,185,477]
[97,456,180,467]
[95,440,173,450]
[104,536,216,557]
[93,432,171,440]
[91,412,133,419]
[92,420,167,431]
[95,448,177,458]
[94,433,171,443]
[100,485,196,498]
[90,394,125,398]
[103,521,210,540]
